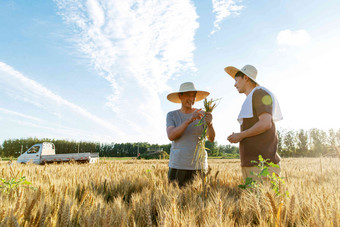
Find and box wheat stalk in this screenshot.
[11,216,20,227]
[96,203,101,227]
[192,98,220,170]
[104,209,112,227]
[56,198,65,227]
[276,202,283,227]
[266,192,277,218]
[13,191,23,215]
[145,204,152,227]
[288,195,295,224]
[23,198,36,221]
[332,210,339,227]
[39,204,48,227]
[32,209,41,226]
[61,202,71,227]
[252,196,262,223]
[216,196,222,225]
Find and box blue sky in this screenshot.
[1,0,340,145]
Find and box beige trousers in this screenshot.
[241,163,281,181]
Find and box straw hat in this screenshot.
[224,65,259,84]
[167,82,210,103]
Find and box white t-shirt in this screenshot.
[166,109,208,170]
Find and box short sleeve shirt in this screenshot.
[166,109,208,170]
[239,89,281,167]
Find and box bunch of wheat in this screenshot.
[192,98,220,170]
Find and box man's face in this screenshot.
[234,76,247,94]
[179,91,197,108]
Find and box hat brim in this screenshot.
[224,66,239,79]
[167,91,210,103]
[224,66,258,85]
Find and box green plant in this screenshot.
[238,176,256,189]
[0,166,34,193]
[238,155,289,197]
[0,176,32,193]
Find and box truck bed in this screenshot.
[41,152,99,163]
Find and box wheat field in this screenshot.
[0,158,339,226]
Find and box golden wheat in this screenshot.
[288,194,295,224]
[0,158,339,226]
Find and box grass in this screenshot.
[0,158,339,226]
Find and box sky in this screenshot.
[1,0,340,145]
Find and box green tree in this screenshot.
[296,129,309,156]
[309,128,327,156]
[218,145,239,154]
[282,130,296,157]
[205,141,219,156]
[326,129,340,157]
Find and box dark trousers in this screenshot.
[168,168,199,187]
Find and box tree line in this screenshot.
[277,128,339,157]
[0,137,237,158]
[0,128,339,158]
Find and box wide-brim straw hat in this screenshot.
[167,82,210,103]
[224,64,259,85]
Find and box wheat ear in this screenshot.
[266,192,277,217]
[39,204,48,227]
[288,195,295,224]
[13,191,23,215]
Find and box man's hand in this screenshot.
[167,108,204,141]
[188,108,203,124]
[227,132,243,143]
[205,112,213,126]
[205,112,215,142]
[227,113,272,143]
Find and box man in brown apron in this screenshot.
[224,65,283,180]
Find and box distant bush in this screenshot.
[138,151,169,160]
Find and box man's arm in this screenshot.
[205,112,215,142]
[167,121,190,141]
[227,112,272,143]
[167,109,203,141]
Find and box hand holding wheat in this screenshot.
[188,108,203,124]
[192,98,220,169]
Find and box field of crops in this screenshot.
[0,158,339,226]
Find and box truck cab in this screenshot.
[17,142,55,164]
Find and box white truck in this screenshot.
[17,142,99,164]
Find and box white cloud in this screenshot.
[0,62,125,140]
[54,0,199,142]
[211,0,243,35]
[0,106,117,142]
[0,107,43,123]
[277,29,311,47]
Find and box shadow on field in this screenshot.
[86,178,153,203]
